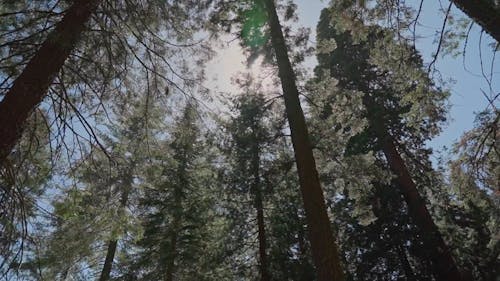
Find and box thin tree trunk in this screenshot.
[450,0,500,43]
[165,225,179,281]
[98,240,118,281]
[0,0,101,163]
[255,192,270,281]
[99,178,131,281]
[397,244,416,281]
[250,124,270,281]
[263,1,345,280]
[165,165,185,281]
[250,137,270,281]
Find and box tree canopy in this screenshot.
[0,0,498,280]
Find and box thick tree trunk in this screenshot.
[98,240,118,281]
[360,94,464,281]
[363,100,464,280]
[450,0,500,43]
[0,0,101,163]
[263,1,345,280]
[381,138,465,281]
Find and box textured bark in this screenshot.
[263,1,345,280]
[451,0,500,43]
[0,0,101,163]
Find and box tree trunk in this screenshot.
[250,136,270,281]
[255,192,270,281]
[263,1,345,280]
[0,0,101,163]
[98,178,131,281]
[165,166,185,281]
[381,137,465,281]
[450,0,500,43]
[98,240,118,281]
[360,94,465,281]
[165,225,179,281]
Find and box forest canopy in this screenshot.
[0,0,498,280]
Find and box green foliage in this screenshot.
[2,1,499,280]
[0,110,51,276]
[128,102,230,281]
[445,110,500,280]
[241,0,269,49]
[310,7,460,280]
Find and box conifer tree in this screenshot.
[225,90,273,281]
[313,8,465,280]
[29,93,165,280]
[251,1,346,279]
[129,102,227,281]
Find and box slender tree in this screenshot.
[259,0,345,280]
[224,90,273,281]
[131,102,225,281]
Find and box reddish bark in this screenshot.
[0,0,101,163]
[362,94,465,281]
[263,0,345,280]
[381,137,465,281]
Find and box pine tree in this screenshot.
[29,94,165,280]
[224,90,273,281]
[129,102,227,281]
[446,110,499,280]
[251,1,346,279]
[0,0,101,163]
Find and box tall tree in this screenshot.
[225,91,273,281]
[446,109,499,280]
[0,0,213,166]
[220,79,317,281]
[0,0,101,163]
[259,0,345,279]
[314,8,465,281]
[129,102,227,281]
[26,93,164,280]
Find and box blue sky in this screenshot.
[294,0,499,155]
[206,0,499,158]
